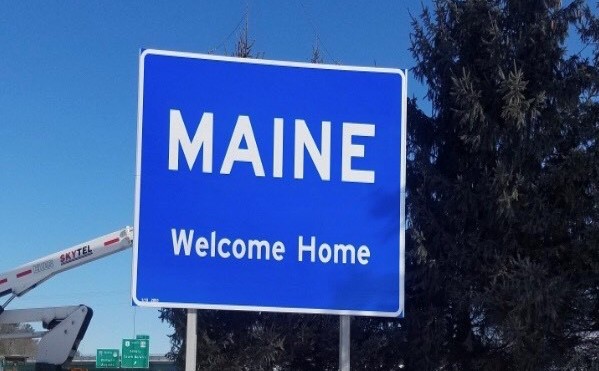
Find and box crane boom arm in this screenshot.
[0,226,133,299]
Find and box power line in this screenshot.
[209,7,249,54]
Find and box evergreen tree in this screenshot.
[406,0,599,369]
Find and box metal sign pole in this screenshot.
[339,315,350,371]
[185,309,197,371]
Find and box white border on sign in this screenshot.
[132,49,407,318]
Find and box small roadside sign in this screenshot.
[96,349,119,368]
[121,339,149,369]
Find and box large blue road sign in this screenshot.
[133,49,406,317]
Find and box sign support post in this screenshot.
[185,309,197,371]
[339,315,350,371]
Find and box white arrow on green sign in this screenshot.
[121,339,149,369]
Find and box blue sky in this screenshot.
[0,1,428,356]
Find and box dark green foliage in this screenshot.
[406,0,599,369]
[158,310,410,370]
[160,310,340,370]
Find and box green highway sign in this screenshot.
[121,339,149,368]
[136,334,150,340]
[96,349,119,368]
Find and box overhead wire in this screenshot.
[208,7,250,54]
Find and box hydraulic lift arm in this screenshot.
[0,227,133,370]
[0,227,133,305]
[0,305,92,371]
